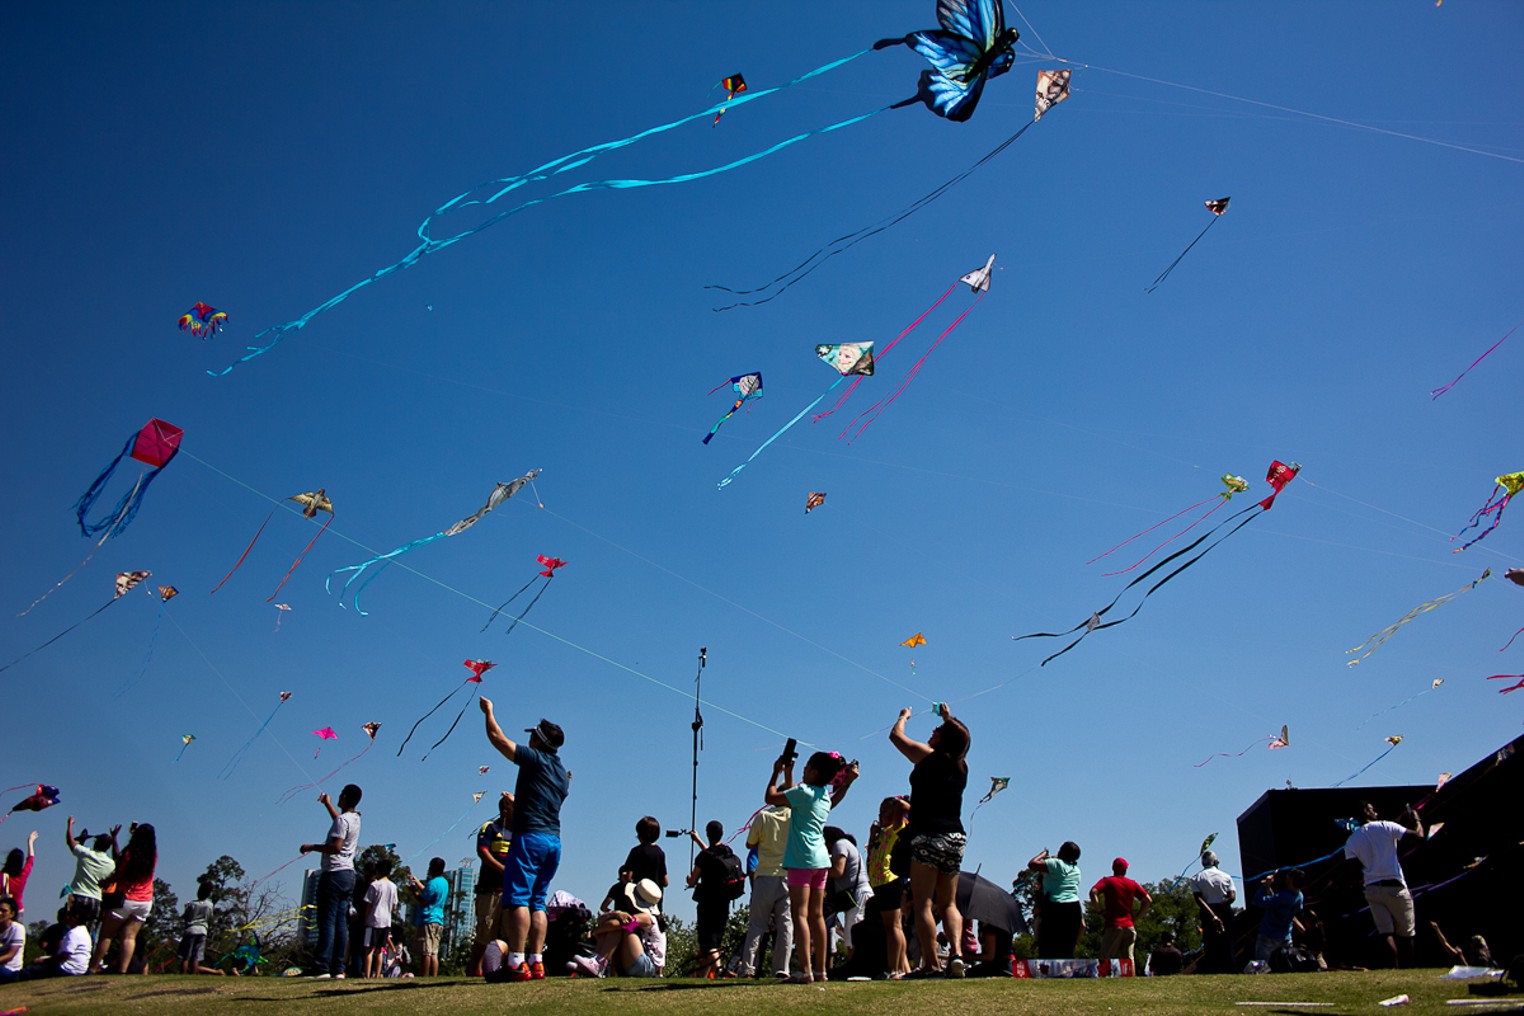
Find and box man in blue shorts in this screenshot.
[480,697,568,981]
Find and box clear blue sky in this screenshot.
[2,1,1520,922]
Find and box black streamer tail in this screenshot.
[0,598,116,675]
[482,575,538,631]
[396,685,466,757]
[503,578,553,635]
[1146,215,1220,293]
[421,694,479,761]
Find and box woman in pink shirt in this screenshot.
[0,832,37,915]
[90,823,157,974]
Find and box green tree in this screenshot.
[1079,879,1203,965]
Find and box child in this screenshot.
[407,857,448,977]
[764,749,857,983]
[0,896,25,983]
[178,879,225,975]
[623,817,669,888]
[600,867,635,914]
[19,905,90,980]
[363,860,399,978]
[866,796,912,978]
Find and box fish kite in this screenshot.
[805,492,826,514]
[875,0,1021,123]
[1430,321,1519,399]
[711,74,747,126]
[1016,461,1300,665]
[278,722,383,805]
[74,419,183,544]
[211,488,336,599]
[1488,674,1524,694]
[1194,725,1289,767]
[1,570,152,676]
[173,734,196,764]
[1,785,60,823]
[272,603,291,632]
[1146,198,1231,293]
[220,691,293,780]
[329,470,541,614]
[703,373,763,444]
[398,660,496,760]
[1087,471,1254,576]
[1346,569,1490,666]
[179,302,228,338]
[483,555,567,635]
[1451,471,1523,552]
[311,727,338,757]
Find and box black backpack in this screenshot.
[702,844,747,901]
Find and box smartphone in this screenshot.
[931,702,945,717]
[782,737,798,763]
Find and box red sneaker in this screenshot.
[530,961,546,980]
[507,962,533,982]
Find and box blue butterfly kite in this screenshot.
[876,0,1021,122]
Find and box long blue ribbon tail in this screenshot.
[115,600,168,699]
[719,376,846,489]
[219,702,284,781]
[326,532,446,615]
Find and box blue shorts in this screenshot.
[502,831,561,911]
[619,951,658,978]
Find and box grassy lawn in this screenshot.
[0,969,1516,1015]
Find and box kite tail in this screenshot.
[17,551,98,617]
[1101,497,1227,577]
[1086,497,1218,566]
[73,435,133,538]
[719,376,848,489]
[421,694,479,761]
[709,121,1035,310]
[1146,215,1219,293]
[211,512,273,594]
[173,741,192,764]
[267,514,333,600]
[327,531,446,615]
[503,578,554,635]
[396,685,466,757]
[276,740,376,804]
[1500,626,1524,653]
[1345,569,1490,665]
[702,398,745,444]
[218,702,286,781]
[482,575,538,631]
[1193,735,1272,768]
[0,597,118,676]
[114,598,168,699]
[1430,321,1519,399]
[812,281,960,425]
[1332,742,1400,788]
[1451,489,1512,552]
[841,291,985,442]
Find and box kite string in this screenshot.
[718,375,848,489]
[1101,497,1227,577]
[1430,320,1520,399]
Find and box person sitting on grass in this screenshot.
[0,896,25,984]
[19,905,90,980]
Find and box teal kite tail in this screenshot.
[718,377,844,489]
[326,532,446,615]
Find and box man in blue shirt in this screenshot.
[480,697,568,982]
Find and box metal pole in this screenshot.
[689,646,706,869]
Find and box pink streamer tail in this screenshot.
[211,512,273,594]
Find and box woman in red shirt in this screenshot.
[0,832,37,915]
[90,823,157,974]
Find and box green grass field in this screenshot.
[1,969,1518,1015]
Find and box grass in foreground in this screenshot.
[1,968,1517,1015]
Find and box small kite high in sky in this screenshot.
[220,691,292,781]
[329,469,540,614]
[1146,198,1231,293]
[1087,472,1253,577]
[272,602,291,632]
[805,492,826,514]
[1016,461,1300,665]
[711,74,746,126]
[278,721,382,804]
[75,419,183,544]
[1034,69,1071,121]
[1346,569,1490,666]
[1,570,152,676]
[1194,725,1289,767]
[702,373,762,445]
[483,555,567,635]
[116,583,180,699]
[212,489,336,600]
[901,632,926,648]
[978,776,1009,804]
[1450,471,1523,553]
[311,727,338,758]
[179,302,228,338]
[173,734,196,764]
[398,660,495,760]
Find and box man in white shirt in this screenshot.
[1343,801,1423,968]
[1190,851,1236,973]
[299,784,362,979]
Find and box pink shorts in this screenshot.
[787,867,828,890]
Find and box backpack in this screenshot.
[1269,943,1321,974]
[703,844,747,901]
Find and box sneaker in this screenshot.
[571,955,605,978]
[334,972,346,980]
[904,966,944,979]
[946,956,966,979]
[313,973,332,980]
[530,961,545,980]
[506,962,534,982]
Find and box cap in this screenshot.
[1113,857,1129,870]
[523,718,565,750]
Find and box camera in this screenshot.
[665,828,688,839]
[782,737,798,764]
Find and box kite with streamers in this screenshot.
[278,722,382,805]
[173,734,196,764]
[1346,569,1490,666]
[272,602,291,632]
[220,691,292,780]
[711,74,746,126]
[874,0,1020,122]
[398,660,494,760]
[114,584,179,699]
[483,555,567,635]
[329,470,540,614]
[211,488,336,599]
[1087,472,1251,576]
[902,631,926,676]
[978,776,1009,804]
[74,419,183,543]
[1147,198,1231,293]
[179,302,228,338]
[1,570,151,676]
[1451,471,1523,552]
[1194,725,1289,767]
[805,492,826,514]
[310,727,338,758]
[1,785,59,824]
[703,373,762,445]
[1333,735,1404,787]
[1361,678,1446,728]
[1015,461,1300,666]
[1488,674,1524,694]
[1430,321,1519,399]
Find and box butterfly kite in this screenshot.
[1087,472,1253,577]
[1451,471,1523,552]
[1,570,152,676]
[703,373,762,444]
[875,0,1020,122]
[398,660,495,760]
[1194,725,1289,767]
[74,418,183,544]
[220,691,293,780]
[1147,198,1231,293]
[329,469,540,614]
[483,555,567,635]
[173,734,196,764]
[311,727,338,758]
[1346,569,1490,666]
[1015,461,1301,665]
[212,488,336,599]
[805,492,826,514]
[711,74,746,126]
[179,302,228,338]
[115,584,180,699]
[1430,321,1519,399]
[0,785,60,824]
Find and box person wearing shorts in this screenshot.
[1343,801,1423,968]
[177,880,224,975]
[409,857,449,977]
[90,822,157,975]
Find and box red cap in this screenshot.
[1113,857,1129,870]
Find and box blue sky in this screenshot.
[2,0,1521,922]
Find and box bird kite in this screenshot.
[711,74,746,126]
[483,556,567,635]
[272,603,291,632]
[1431,321,1519,399]
[1,570,152,676]
[703,373,763,445]
[1016,461,1300,665]
[1,785,60,823]
[1147,198,1231,293]
[174,734,196,764]
[1087,472,1254,577]
[875,0,1020,123]
[1346,569,1490,666]
[179,302,228,338]
[805,492,826,514]
[1194,725,1289,767]
[1451,471,1523,552]
[311,727,338,758]
[211,488,336,599]
[1333,736,1404,787]
[329,470,541,614]
[278,722,382,805]
[74,419,183,544]
[220,691,293,780]
[398,660,495,760]
[1488,674,1524,694]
